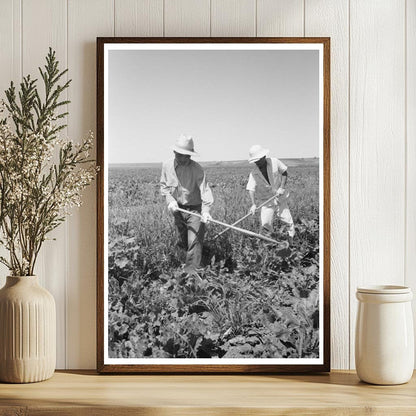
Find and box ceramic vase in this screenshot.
[355,285,414,385]
[0,276,56,383]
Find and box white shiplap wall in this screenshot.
[0,0,414,370]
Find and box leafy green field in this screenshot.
[108,161,320,359]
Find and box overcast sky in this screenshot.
[108,48,319,163]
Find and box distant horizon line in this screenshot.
[109,156,319,166]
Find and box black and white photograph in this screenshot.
[98,39,330,372]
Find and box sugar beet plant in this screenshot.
[0,48,97,276]
[108,165,320,359]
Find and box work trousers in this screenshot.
[173,204,205,271]
[260,199,295,238]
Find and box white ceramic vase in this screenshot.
[0,276,56,383]
[355,285,414,385]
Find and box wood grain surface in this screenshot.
[349,0,406,369]
[0,371,415,415]
[305,0,349,371]
[165,0,210,37]
[22,0,68,369]
[0,0,21,290]
[67,0,114,369]
[0,0,414,371]
[257,0,304,37]
[406,0,416,352]
[211,0,256,37]
[115,0,163,37]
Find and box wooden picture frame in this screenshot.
[97,37,330,373]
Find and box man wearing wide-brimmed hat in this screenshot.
[160,134,213,271]
[246,145,295,239]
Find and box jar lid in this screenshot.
[357,285,411,294]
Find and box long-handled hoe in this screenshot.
[176,206,281,245]
[212,193,280,240]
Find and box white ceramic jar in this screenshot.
[355,285,414,385]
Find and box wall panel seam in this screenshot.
[20,0,23,78]
[65,0,69,369]
[20,0,22,79]
[303,0,305,37]
[404,0,407,286]
[210,0,212,37]
[348,0,351,370]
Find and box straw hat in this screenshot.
[248,145,269,163]
[172,134,198,156]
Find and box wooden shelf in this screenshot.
[1,370,415,415]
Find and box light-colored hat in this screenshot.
[248,145,269,163]
[172,134,198,156]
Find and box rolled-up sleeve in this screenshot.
[200,174,214,214]
[277,159,288,174]
[160,163,176,205]
[246,172,256,192]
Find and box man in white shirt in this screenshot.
[246,145,295,239]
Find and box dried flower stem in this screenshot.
[0,48,97,276]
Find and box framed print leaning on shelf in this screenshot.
[97,37,330,373]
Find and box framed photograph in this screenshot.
[97,37,330,373]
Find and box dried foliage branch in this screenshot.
[0,48,97,276]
